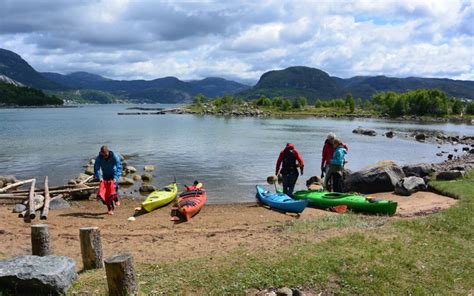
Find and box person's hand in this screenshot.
[300,169,304,175]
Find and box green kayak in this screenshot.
[293,190,397,216]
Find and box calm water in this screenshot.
[1,105,472,203]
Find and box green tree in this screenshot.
[314,99,323,108]
[298,96,307,108]
[292,99,301,109]
[466,101,474,115]
[256,95,272,106]
[193,93,206,106]
[451,99,464,115]
[272,97,283,108]
[222,94,233,105]
[281,99,292,111]
[345,94,355,113]
[213,96,223,107]
[334,99,345,109]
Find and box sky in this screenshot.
[0,0,473,84]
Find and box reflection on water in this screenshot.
[0,105,472,203]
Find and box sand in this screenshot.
[0,191,457,269]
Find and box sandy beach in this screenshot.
[0,190,456,270]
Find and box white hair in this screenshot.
[327,133,336,140]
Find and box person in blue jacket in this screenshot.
[325,138,347,192]
[94,146,122,211]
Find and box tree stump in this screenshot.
[79,227,103,270]
[104,253,137,296]
[31,224,51,256]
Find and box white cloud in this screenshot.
[0,0,472,82]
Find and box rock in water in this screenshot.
[139,184,156,193]
[352,127,377,136]
[118,177,135,185]
[0,255,77,295]
[144,165,155,172]
[141,173,152,182]
[394,176,427,196]
[344,160,405,193]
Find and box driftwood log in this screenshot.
[10,182,99,194]
[18,195,44,219]
[0,185,98,198]
[40,176,50,220]
[28,179,36,218]
[31,224,51,256]
[80,227,103,270]
[0,178,35,193]
[104,253,137,296]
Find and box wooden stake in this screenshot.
[104,253,137,296]
[0,178,35,193]
[28,179,36,219]
[80,227,103,270]
[31,224,51,256]
[40,176,50,220]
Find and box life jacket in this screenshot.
[281,148,298,174]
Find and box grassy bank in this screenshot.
[70,172,473,295]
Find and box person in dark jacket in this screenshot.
[321,133,349,178]
[325,138,347,192]
[94,145,122,215]
[275,143,304,197]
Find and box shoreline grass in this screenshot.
[70,172,473,295]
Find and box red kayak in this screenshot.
[171,183,206,222]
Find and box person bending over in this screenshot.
[94,145,122,215]
[275,143,304,197]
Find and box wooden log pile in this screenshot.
[0,176,98,221]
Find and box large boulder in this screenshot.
[0,255,77,295]
[402,163,435,177]
[139,184,157,193]
[344,161,405,193]
[352,127,377,136]
[436,170,464,181]
[394,176,427,196]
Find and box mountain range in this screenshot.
[241,66,474,102]
[1,48,473,104]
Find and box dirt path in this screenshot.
[0,191,456,269]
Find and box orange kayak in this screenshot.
[172,187,206,221]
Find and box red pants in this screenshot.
[98,180,118,211]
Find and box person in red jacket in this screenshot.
[275,143,304,197]
[321,133,348,178]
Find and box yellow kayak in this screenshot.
[141,183,177,212]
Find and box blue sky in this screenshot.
[0,0,472,83]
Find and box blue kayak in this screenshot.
[256,185,308,214]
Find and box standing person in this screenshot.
[94,145,122,215]
[325,139,347,192]
[321,133,348,188]
[275,143,304,197]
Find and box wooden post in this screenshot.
[104,253,137,296]
[80,227,103,270]
[40,176,50,220]
[31,224,51,256]
[28,179,36,219]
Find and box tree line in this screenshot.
[0,83,63,106]
[193,89,474,117]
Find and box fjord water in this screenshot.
[1,105,472,203]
